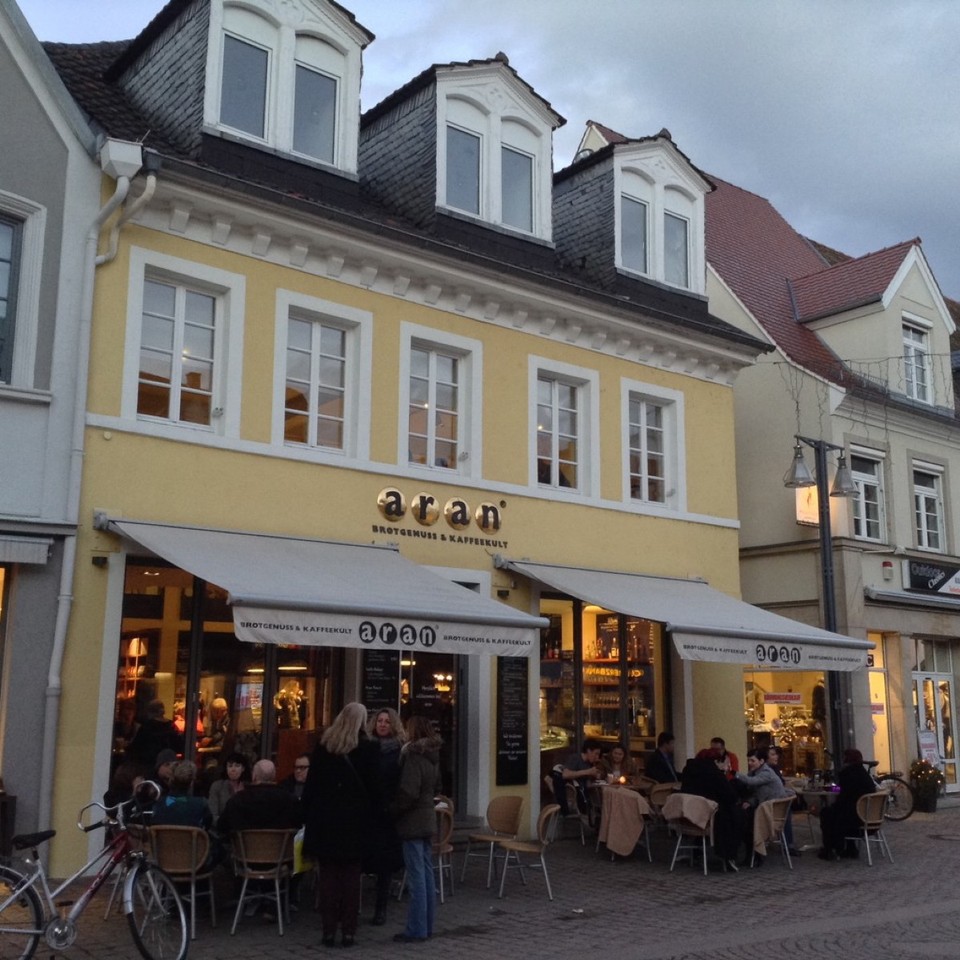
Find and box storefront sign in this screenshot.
[870,702,885,715]
[905,559,960,596]
[496,657,528,786]
[234,605,534,657]
[763,692,802,705]
[672,633,868,671]
[377,488,502,532]
[918,728,941,765]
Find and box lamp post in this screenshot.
[784,434,858,756]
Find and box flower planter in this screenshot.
[914,794,938,813]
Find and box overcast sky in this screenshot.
[17,0,960,300]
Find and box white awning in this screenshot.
[865,586,960,612]
[106,519,544,657]
[0,535,52,565]
[497,557,871,671]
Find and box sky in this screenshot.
[17,0,960,301]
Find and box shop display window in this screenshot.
[112,558,341,790]
[538,597,665,778]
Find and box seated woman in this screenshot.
[818,748,876,860]
[207,752,250,821]
[680,748,743,872]
[600,745,637,781]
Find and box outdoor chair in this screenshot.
[663,793,718,876]
[843,791,894,865]
[497,803,561,901]
[543,771,586,845]
[398,806,456,904]
[750,796,795,868]
[149,824,216,940]
[460,795,524,888]
[230,828,297,936]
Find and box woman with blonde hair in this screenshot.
[303,702,380,948]
[364,708,406,925]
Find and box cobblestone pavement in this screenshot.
[20,800,960,960]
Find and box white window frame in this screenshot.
[123,248,245,438]
[902,316,932,404]
[204,1,363,173]
[272,291,371,459]
[0,190,45,389]
[913,461,946,552]
[663,210,690,289]
[613,157,704,294]
[435,77,552,241]
[621,379,685,511]
[398,323,482,479]
[619,193,649,277]
[529,356,599,497]
[849,449,886,543]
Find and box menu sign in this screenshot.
[496,657,528,786]
[363,650,400,711]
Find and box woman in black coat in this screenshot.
[363,707,406,926]
[302,702,380,948]
[819,748,876,860]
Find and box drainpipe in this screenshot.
[36,139,144,839]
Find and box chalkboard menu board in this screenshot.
[496,657,528,786]
[363,650,400,711]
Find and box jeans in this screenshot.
[401,838,435,939]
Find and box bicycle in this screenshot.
[0,782,188,960]
[821,750,915,821]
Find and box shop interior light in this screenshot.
[127,637,148,658]
[278,663,308,672]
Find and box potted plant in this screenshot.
[909,759,945,812]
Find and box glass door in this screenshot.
[914,675,957,790]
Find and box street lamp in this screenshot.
[783,435,858,756]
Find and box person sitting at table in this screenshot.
[766,744,800,855]
[645,731,680,783]
[735,748,793,866]
[600,745,637,781]
[818,748,876,861]
[217,759,303,836]
[151,760,226,870]
[558,739,604,818]
[207,751,250,821]
[710,737,739,779]
[681,748,743,872]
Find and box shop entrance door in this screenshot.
[914,675,958,791]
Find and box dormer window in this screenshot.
[612,148,706,294]
[435,64,559,242]
[903,319,931,403]
[205,1,368,174]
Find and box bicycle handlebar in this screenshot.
[76,780,162,832]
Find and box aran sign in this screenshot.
[376,487,502,533]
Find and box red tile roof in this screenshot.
[790,239,918,323]
[705,176,923,385]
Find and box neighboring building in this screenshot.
[707,178,959,784]
[35,0,867,872]
[582,117,960,786]
[0,0,101,837]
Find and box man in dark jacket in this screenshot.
[645,731,680,783]
[218,759,302,835]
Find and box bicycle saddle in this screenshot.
[12,830,56,850]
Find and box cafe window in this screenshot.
[111,557,341,788]
[124,248,245,437]
[538,596,666,778]
[399,323,480,478]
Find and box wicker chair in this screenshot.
[230,828,297,936]
[497,804,561,901]
[149,825,216,940]
[843,792,894,865]
[460,795,524,888]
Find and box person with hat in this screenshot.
[154,748,179,793]
[818,748,876,860]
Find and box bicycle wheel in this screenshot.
[125,863,187,960]
[878,775,915,821]
[0,865,43,959]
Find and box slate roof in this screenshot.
[790,239,918,323]
[38,29,765,357]
[361,53,564,128]
[42,40,178,152]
